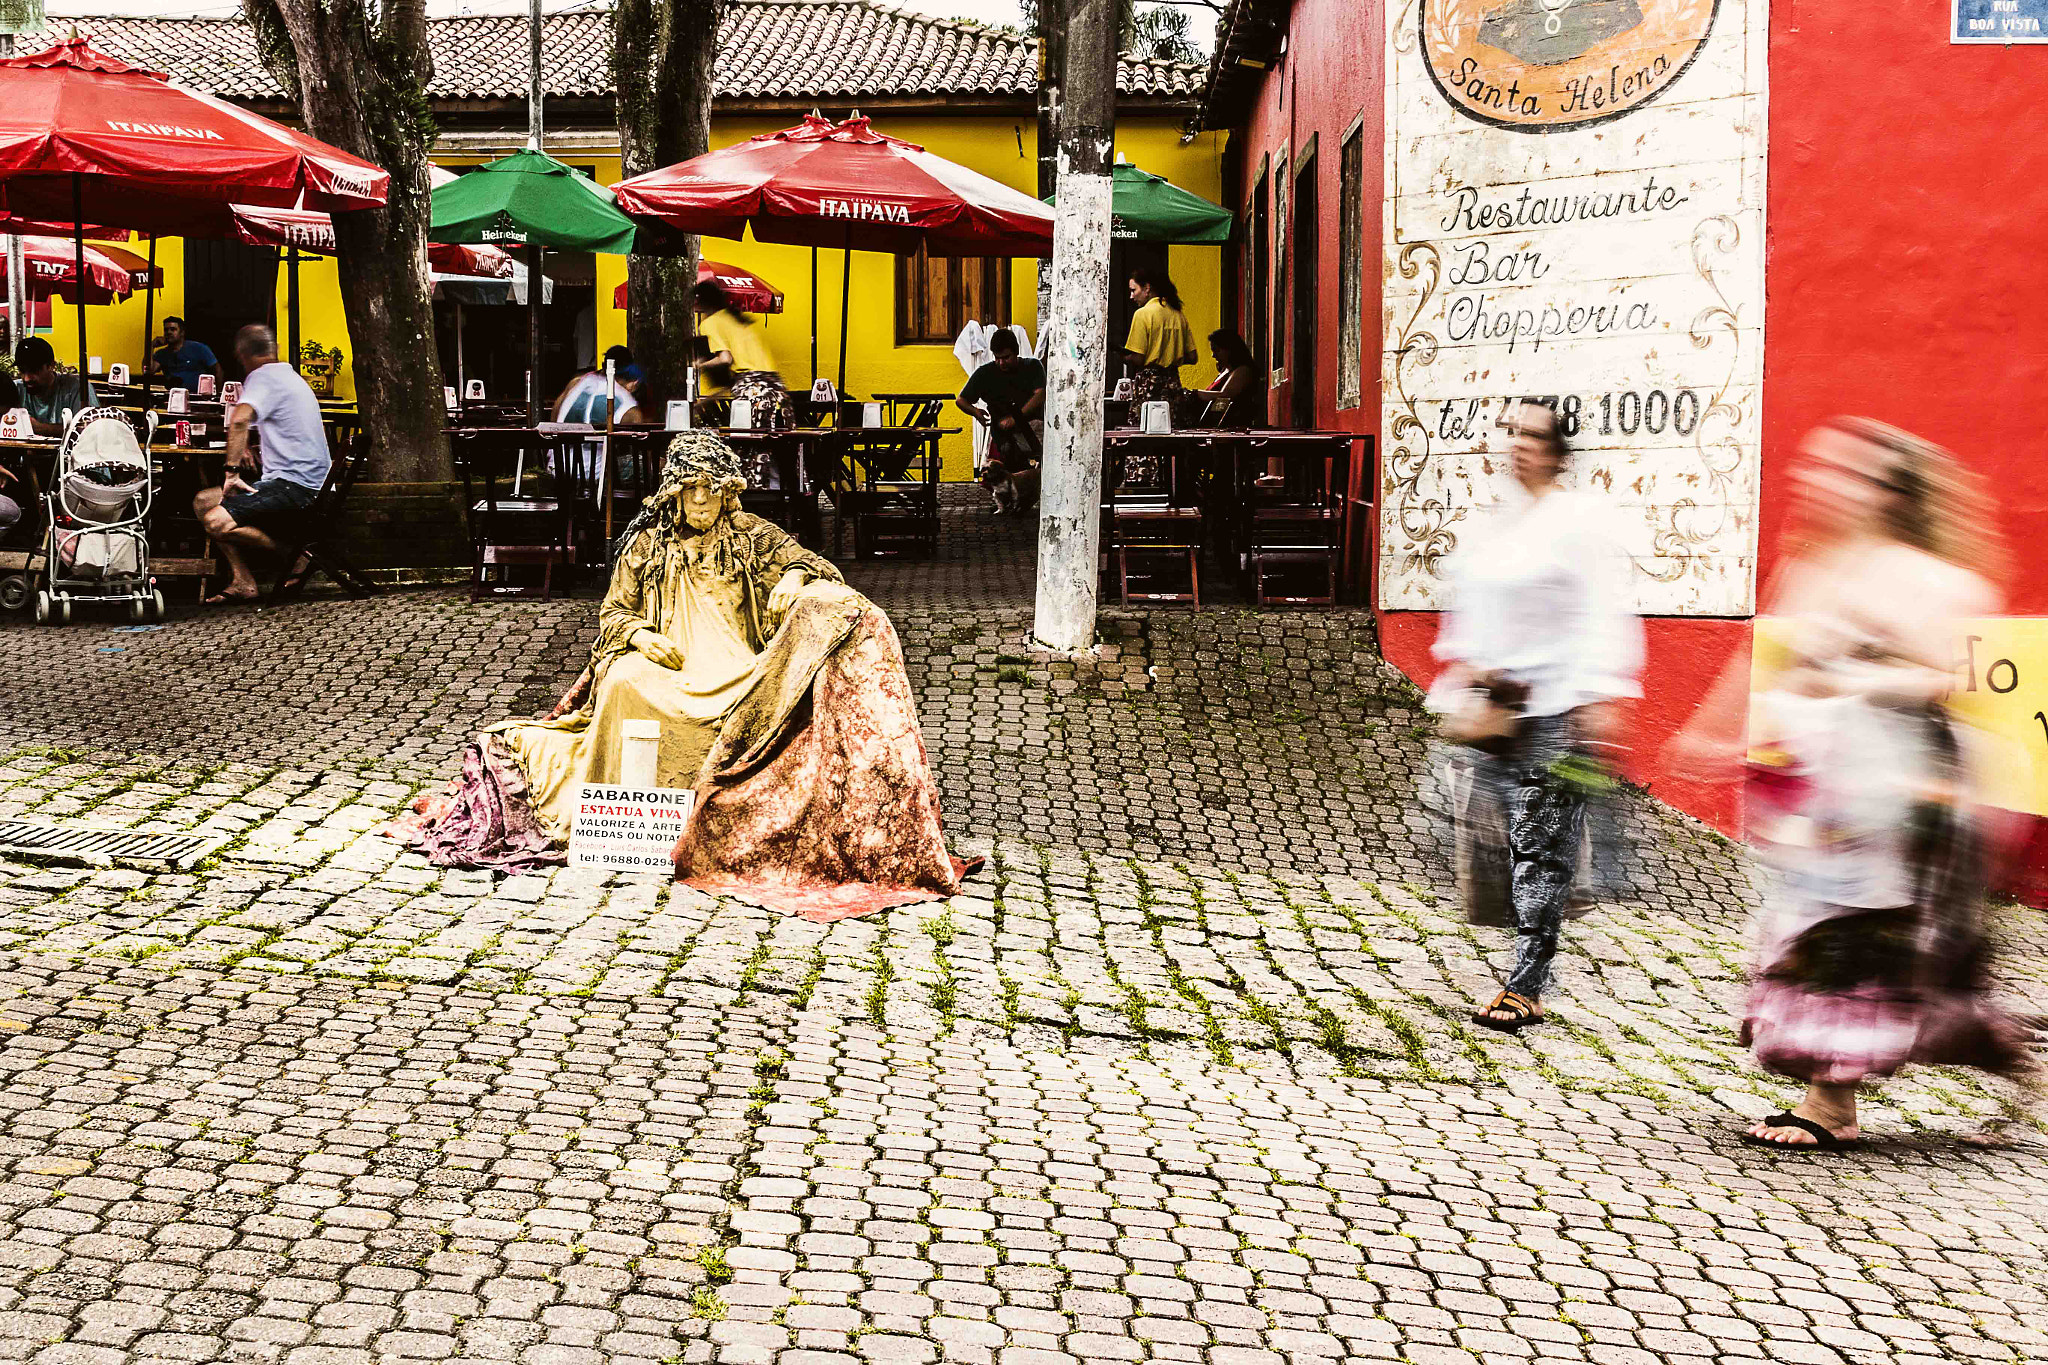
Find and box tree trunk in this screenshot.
[615,0,725,410]
[245,0,450,482]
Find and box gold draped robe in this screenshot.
[490,512,845,837]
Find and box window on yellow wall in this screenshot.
[895,243,1011,345]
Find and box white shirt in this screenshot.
[1430,486,1644,718]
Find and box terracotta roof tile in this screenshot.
[44,2,1200,104]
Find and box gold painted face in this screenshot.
[680,475,727,533]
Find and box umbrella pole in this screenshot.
[810,247,818,387]
[140,236,157,409]
[837,228,851,397]
[527,243,543,425]
[602,357,615,550]
[287,246,301,373]
[455,301,467,396]
[71,175,87,384]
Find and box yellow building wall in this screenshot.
[39,242,358,401]
[40,112,1225,480]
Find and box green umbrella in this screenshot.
[433,148,642,423]
[1046,161,1234,244]
[430,147,640,253]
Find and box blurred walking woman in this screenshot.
[1670,419,2039,1150]
[1122,265,1197,410]
[693,280,792,431]
[1431,400,1644,1032]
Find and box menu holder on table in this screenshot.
[166,389,189,415]
[665,400,691,430]
[220,381,243,409]
[862,403,882,428]
[1139,401,1172,435]
[0,410,30,441]
[88,356,104,378]
[107,364,130,385]
[730,399,755,430]
[465,379,486,400]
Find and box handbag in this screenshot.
[1437,673,1530,754]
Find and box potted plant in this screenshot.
[298,339,344,396]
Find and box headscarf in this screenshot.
[614,429,750,556]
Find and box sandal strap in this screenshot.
[1487,990,1537,1019]
[1761,1112,1846,1149]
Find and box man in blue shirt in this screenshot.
[193,325,331,605]
[150,317,220,392]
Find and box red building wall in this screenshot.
[1231,0,2048,836]
[1224,0,1387,598]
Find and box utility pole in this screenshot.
[0,26,21,354]
[526,0,545,422]
[1034,0,1063,328]
[1032,0,1117,654]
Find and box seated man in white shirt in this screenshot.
[193,325,333,606]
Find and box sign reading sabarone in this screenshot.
[570,783,696,873]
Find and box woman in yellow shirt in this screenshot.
[692,280,792,431]
[1122,265,1198,411]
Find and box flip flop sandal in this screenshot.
[201,591,261,608]
[1472,990,1544,1032]
[1741,1112,1861,1152]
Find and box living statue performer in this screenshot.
[389,431,974,918]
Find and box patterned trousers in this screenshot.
[1486,713,1586,998]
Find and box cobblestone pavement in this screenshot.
[0,492,2042,1363]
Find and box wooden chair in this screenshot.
[1104,439,1203,607]
[1245,437,1343,607]
[876,393,947,427]
[267,426,380,603]
[452,428,577,600]
[842,427,941,559]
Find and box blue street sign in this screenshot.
[1954,0,2048,42]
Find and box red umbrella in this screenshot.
[613,260,782,315]
[0,36,389,229]
[613,115,1052,257]
[0,34,388,378]
[0,234,151,303]
[230,205,514,277]
[613,115,1051,387]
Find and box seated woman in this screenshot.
[1181,329,1260,429]
[391,432,973,916]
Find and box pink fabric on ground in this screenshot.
[382,737,565,874]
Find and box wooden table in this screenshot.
[452,424,832,553]
[1101,428,1371,602]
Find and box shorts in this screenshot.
[221,477,318,538]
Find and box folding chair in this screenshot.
[452,428,577,600]
[1104,439,1202,607]
[267,426,380,603]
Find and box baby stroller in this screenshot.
[34,407,166,625]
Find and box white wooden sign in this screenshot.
[1381,0,1767,616]
[569,782,695,874]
